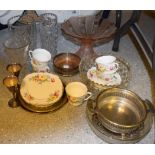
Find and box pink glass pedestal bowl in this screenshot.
[61,16,117,58]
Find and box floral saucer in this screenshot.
[87,67,121,86]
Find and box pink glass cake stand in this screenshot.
[61,16,117,58]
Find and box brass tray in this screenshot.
[86,99,153,144]
[18,91,67,113]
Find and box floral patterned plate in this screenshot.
[20,73,64,107]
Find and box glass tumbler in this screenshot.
[7,15,36,50]
[39,13,58,60]
[3,37,30,66]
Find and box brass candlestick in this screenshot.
[3,75,19,108]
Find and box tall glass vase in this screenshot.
[30,13,58,62]
[39,13,58,61]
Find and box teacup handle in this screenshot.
[84,92,92,101]
[29,50,33,60]
[114,62,119,69]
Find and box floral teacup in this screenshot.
[65,82,92,106]
[29,48,51,66]
[95,55,119,74]
[29,48,51,72]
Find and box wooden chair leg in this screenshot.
[99,10,111,25]
[112,11,141,52]
[112,33,121,51]
[115,10,122,29]
[101,10,111,18]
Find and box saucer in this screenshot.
[100,67,118,74]
[87,67,121,86]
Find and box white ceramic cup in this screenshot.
[95,55,119,75]
[65,82,92,106]
[29,48,51,66]
[31,60,50,72]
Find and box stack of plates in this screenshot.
[19,73,67,113]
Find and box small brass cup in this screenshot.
[6,63,22,78]
[3,75,19,108]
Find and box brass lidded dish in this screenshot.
[53,53,81,76]
[94,88,147,134]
